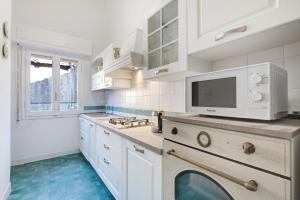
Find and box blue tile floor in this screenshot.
[8,153,115,200]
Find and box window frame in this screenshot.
[24,50,80,118]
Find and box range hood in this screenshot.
[105,52,143,75]
[104,29,144,76]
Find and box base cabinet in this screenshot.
[122,140,162,200]
[79,117,162,200]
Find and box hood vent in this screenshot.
[105,29,144,76]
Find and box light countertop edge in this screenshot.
[80,114,163,155]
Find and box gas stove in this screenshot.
[109,117,151,128]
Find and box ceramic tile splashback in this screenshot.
[213,41,300,113]
[105,78,185,113]
[105,41,300,114]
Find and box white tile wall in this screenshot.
[106,41,300,114]
[105,73,185,112]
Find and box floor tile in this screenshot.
[8,153,115,200]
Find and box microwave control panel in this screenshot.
[247,65,269,108]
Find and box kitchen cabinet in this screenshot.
[79,116,162,200]
[79,118,89,160]
[96,125,123,199]
[143,0,211,80]
[122,140,162,200]
[188,0,300,57]
[91,71,104,91]
[91,70,131,91]
[89,122,96,169]
[79,117,95,164]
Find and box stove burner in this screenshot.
[109,117,150,128]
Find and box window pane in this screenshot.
[59,59,78,111]
[30,55,53,112]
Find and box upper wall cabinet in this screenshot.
[143,0,211,80]
[188,0,300,60]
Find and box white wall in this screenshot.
[93,0,163,56]
[11,0,108,164]
[0,0,11,198]
[10,45,106,165]
[12,0,108,53]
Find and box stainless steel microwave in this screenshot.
[185,63,288,120]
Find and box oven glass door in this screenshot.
[175,170,234,200]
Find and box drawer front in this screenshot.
[163,120,291,177]
[96,125,123,171]
[98,153,121,194]
[98,139,122,172]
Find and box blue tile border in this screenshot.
[83,105,106,111]
[83,105,183,116]
[106,105,183,116]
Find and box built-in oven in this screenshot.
[163,120,291,200]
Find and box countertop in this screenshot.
[163,115,300,140]
[80,113,163,154]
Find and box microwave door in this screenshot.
[191,77,237,109]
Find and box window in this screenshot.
[59,59,78,111]
[25,52,79,117]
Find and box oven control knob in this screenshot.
[171,127,178,135]
[197,131,211,148]
[250,74,263,84]
[251,91,263,102]
[243,142,256,154]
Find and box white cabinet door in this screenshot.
[123,140,162,200]
[143,0,188,79]
[188,0,300,55]
[89,122,97,168]
[79,117,90,160]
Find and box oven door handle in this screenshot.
[167,149,258,192]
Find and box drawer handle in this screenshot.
[104,144,110,150]
[243,142,256,155]
[80,136,84,140]
[155,69,168,76]
[167,149,258,192]
[134,145,144,154]
[103,158,110,165]
[104,130,110,135]
[215,25,247,41]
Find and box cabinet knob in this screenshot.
[171,127,178,135]
[243,142,256,154]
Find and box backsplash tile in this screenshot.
[105,41,300,114]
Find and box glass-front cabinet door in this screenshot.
[147,0,178,70]
[144,0,187,79]
[175,170,234,200]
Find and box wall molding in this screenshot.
[11,149,80,166]
[0,182,11,200]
